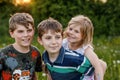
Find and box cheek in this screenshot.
[42,42,49,48]
[30,32,34,36]
[13,34,21,39]
[58,39,63,44]
[66,29,71,33]
[78,35,83,41]
[75,33,81,39]
[42,40,49,45]
[28,34,34,39]
[31,33,34,37]
[65,30,70,36]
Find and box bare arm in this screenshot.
[84,47,104,80]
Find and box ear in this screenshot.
[9,30,14,38]
[37,37,43,45]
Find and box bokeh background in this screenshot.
[0,0,120,80]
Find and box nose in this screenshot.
[51,38,57,44]
[68,30,73,34]
[24,31,29,36]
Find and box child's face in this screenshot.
[66,24,82,44]
[10,24,34,48]
[38,30,62,55]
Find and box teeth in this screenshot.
[23,39,30,42]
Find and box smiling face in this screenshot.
[64,15,94,48]
[66,24,82,45]
[38,30,62,55]
[10,24,34,48]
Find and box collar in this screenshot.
[43,46,65,64]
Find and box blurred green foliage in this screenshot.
[0,0,120,80]
[0,0,120,37]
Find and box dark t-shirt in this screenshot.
[0,45,42,80]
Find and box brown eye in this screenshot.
[45,36,51,40]
[55,35,61,39]
[69,27,72,31]
[18,30,23,33]
[27,29,32,32]
[75,30,79,33]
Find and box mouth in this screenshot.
[67,34,74,38]
[22,38,31,42]
[68,36,75,39]
[49,46,60,49]
[50,46,57,49]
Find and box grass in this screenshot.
[94,36,120,80]
[0,35,120,80]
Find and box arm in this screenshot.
[42,62,52,80]
[0,49,3,71]
[0,50,3,78]
[33,47,42,72]
[84,47,104,80]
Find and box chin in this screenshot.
[22,44,31,47]
[68,39,74,43]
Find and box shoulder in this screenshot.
[0,45,13,59]
[84,44,96,57]
[62,38,68,48]
[0,45,12,53]
[31,45,41,56]
[30,46,42,61]
[62,38,68,43]
[31,45,40,52]
[83,44,93,51]
[63,50,92,68]
[64,50,85,63]
[62,38,68,44]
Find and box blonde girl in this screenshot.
[63,15,107,80]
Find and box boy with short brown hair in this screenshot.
[0,12,42,80]
[37,18,95,80]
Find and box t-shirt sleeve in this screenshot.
[0,49,3,71]
[76,57,94,76]
[33,47,42,72]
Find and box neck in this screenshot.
[68,42,82,50]
[13,43,30,53]
[48,52,59,63]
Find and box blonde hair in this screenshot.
[65,15,94,46]
[9,12,34,32]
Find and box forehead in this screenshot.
[14,24,33,31]
[69,24,81,29]
[15,24,33,29]
[43,30,62,35]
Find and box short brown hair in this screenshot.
[37,18,63,39]
[9,12,34,32]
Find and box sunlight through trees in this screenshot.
[14,0,31,5]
